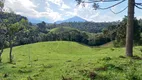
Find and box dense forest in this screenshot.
[45,21,119,33]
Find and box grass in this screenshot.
[49,26,78,34]
[0,41,142,80]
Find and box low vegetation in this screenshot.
[0,41,142,80]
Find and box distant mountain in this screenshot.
[28,16,87,24]
[56,16,87,24]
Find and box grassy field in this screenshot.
[0,41,142,80]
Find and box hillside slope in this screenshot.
[1,41,142,80]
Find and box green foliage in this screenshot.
[37,21,48,33]
[0,12,29,63]
[47,27,89,44]
[54,22,118,33]
[88,33,111,46]
[114,16,141,47]
[0,0,4,12]
[0,12,28,42]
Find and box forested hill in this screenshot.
[42,21,119,33]
[58,22,119,33]
[0,12,27,23]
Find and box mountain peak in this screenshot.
[56,16,87,24]
[72,16,82,18]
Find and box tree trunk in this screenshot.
[0,43,4,63]
[0,48,4,63]
[126,0,135,57]
[9,40,13,63]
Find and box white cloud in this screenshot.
[4,0,123,22]
[47,0,70,10]
[5,0,37,16]
[61,4,70,9]
[5,0,63,22]
[93,12,122,22]
[39,8,62,22]
[67,3,122,22]
[67,4,101,21]
[48,0,63,6]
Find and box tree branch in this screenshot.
[80,0,122,3]
[135,3,142,6]
[0,45,4,55]
[76,0,126,10]
[110,6,128,14]
[98,0,126,10]
[135,4,142,9]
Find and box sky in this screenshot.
[4,0,142,23]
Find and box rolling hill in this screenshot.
[49,26,78,34]
[1,41,142,80]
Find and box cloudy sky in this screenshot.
[4,0,142,23]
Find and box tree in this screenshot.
[37,21,48,33]
[76,0,142,57]
[0,0,4,12]
[3,18,27,63]
[106,25,117,41]
[0,0,28,62]
[0,23,6,62]
[5,21,20,63]
[102,28,109,38]
[0,0,5,62]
